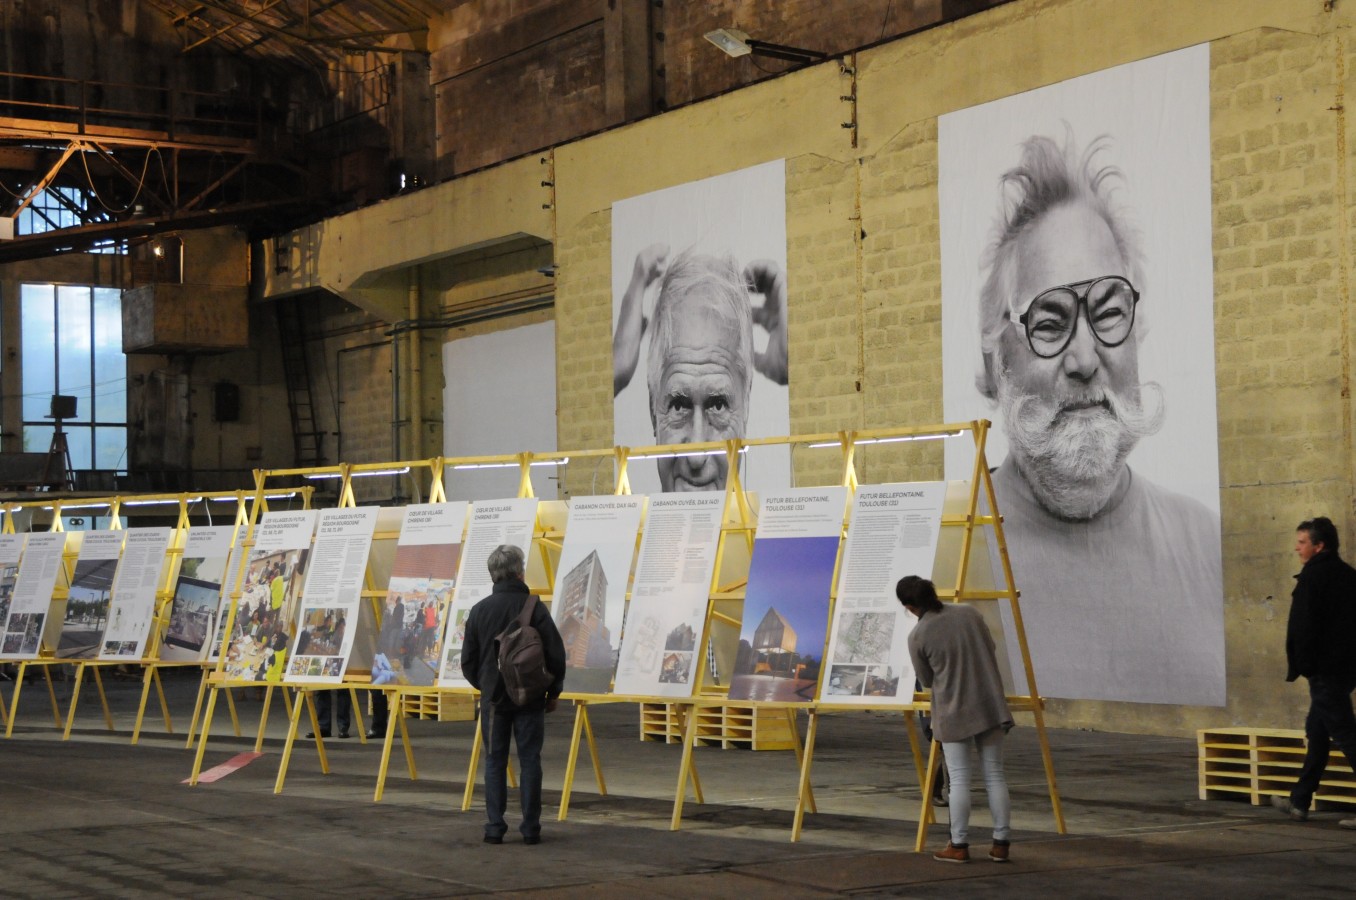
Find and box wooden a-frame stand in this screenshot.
[644,421,1066,846]
[0,490,312,742]
[272,460,432,795]
[187,475,316,783]
[449,449,613,813]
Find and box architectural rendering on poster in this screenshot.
[728,488,847,704]
[550,496,645,695]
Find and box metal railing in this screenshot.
[0,69,270,142]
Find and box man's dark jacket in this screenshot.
[460,579,566,710]
[1286,550,1356,683]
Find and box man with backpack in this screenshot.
[460,544,567,845]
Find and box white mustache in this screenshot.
[1006,381,1165,451]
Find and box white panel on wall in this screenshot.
[442,320,558,501]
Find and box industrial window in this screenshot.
[16,187,124,255]
[20,283,128,471]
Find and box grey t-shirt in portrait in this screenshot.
[989,462,1225,706]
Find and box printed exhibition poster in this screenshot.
[613,491,724,697]
[222,510,317,682]
[438,498,538,687]
[56,530,127,659]
[822,483,947,704]
[1,533,64,659]
[550,495,646,694]
[285,506,379,683]
[161,525,239,663]
[728,487,848,703]
[98,527,174,660]
[0,534,31,658]
[376,502,467,689]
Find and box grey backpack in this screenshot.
[494,596,553,707]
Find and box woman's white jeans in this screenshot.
[941,725,1010,845]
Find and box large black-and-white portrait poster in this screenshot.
[612,160,791,495]
[939,45,1224,706]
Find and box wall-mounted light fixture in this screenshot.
[704,27,827,65]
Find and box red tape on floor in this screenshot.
[185,751,264,783]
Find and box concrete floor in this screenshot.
[1,667,1353,898]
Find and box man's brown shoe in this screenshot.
[933,842,970,863]
[989,841,1010,862]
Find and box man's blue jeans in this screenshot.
[482,704,545,840]
[1292,674,1356,811]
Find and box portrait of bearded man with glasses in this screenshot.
[970,130,1224,706]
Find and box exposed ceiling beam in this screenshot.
[173,0,428,56]
[181,0,289,53]
[7,143,79,217]
[0,117,257,154]
[0,198,317,263]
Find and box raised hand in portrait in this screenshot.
[613,242,670,396]
[744,258,788,386]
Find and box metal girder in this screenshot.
[156,0,428,59]
[7,143,79,217]
[181,0,290,53]
[0,116,257,154]
[0,197,316,264]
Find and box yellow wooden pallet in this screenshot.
[1198,726,1356,808]
[396,690,476,722]
[640,701,797,751]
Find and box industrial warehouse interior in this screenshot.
[3,1,1356,896]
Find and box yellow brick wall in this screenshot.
[277,0,1356,736]
[555,206,616,498]
[859,119,949,485]
[1204,26,1349,738]
[542,3,1355,736]
[785,153,864,487]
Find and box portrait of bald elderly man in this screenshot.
[613,244,786,492]
[610,160,792,495]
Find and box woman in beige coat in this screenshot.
[900,575,1013,864]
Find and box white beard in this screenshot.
[998,376,1165,520]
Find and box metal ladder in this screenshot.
[275,297,325,467]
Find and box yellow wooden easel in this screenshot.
[188,473,315,783]
[3,502,84,737]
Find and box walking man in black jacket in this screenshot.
[1273,517,1356,827]
[461,544,567,844]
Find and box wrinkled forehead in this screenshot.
[1012,202,1128,309]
